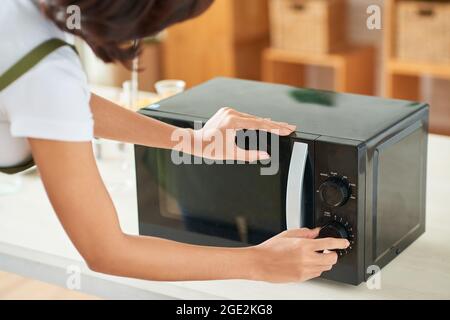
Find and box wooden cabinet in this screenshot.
[384,0,450,135]
[162,0,269,87]
[262,46,375,95]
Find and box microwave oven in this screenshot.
[134,78,428,285]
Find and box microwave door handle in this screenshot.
[286,142,308,230]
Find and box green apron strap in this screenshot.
[0,38,77,175]
[0,159,36,175]
[0,38,77,92]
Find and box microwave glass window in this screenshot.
[140,135,292,245]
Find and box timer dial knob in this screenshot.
[319,177,350,207]
[318,221,349,240]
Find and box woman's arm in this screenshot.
[28,138,348,282]
[90,93,182,150]
[90,93,296,161]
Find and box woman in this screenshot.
[0,0,348,283]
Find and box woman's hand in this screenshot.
[190,107,296,162]
[90,96,296,161]
[250,228,350,283]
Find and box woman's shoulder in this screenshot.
[0,0,87,98]
[0,0,70,74]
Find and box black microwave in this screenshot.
[135,78,428,285]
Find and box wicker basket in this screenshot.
[397,0,450,64]
[269,0,347,54]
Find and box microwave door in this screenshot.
[286,142,309,230]
[136,132,295,246]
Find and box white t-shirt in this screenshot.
[0,0,93,167]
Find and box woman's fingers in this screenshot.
[305,227,321,239]
[217,107,296,133]
[219,107,257,119]
[233,116,296,136]
[236,112,295,131]
[311,238,350,251]
[282,228,321,239]
[228,109,282,127]
[312,251,339,266]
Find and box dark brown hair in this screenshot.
[41,0,213,64]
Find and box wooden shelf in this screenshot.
[262,46,375,95]
[263,48,345,68]
[388,59,450,80]
[384,0,450,135]
[384,0,450,79]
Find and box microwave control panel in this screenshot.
[314,140,359,258]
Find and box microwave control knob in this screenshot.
[318,221,349,241]
[318,221,352,256]
[319,177,350,207]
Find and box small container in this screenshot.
[155,80,186,99]
[269,0,347,55]
[396,0,450,64]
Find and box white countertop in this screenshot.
[1,135,449,300]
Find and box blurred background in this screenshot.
[78,0,450,135]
